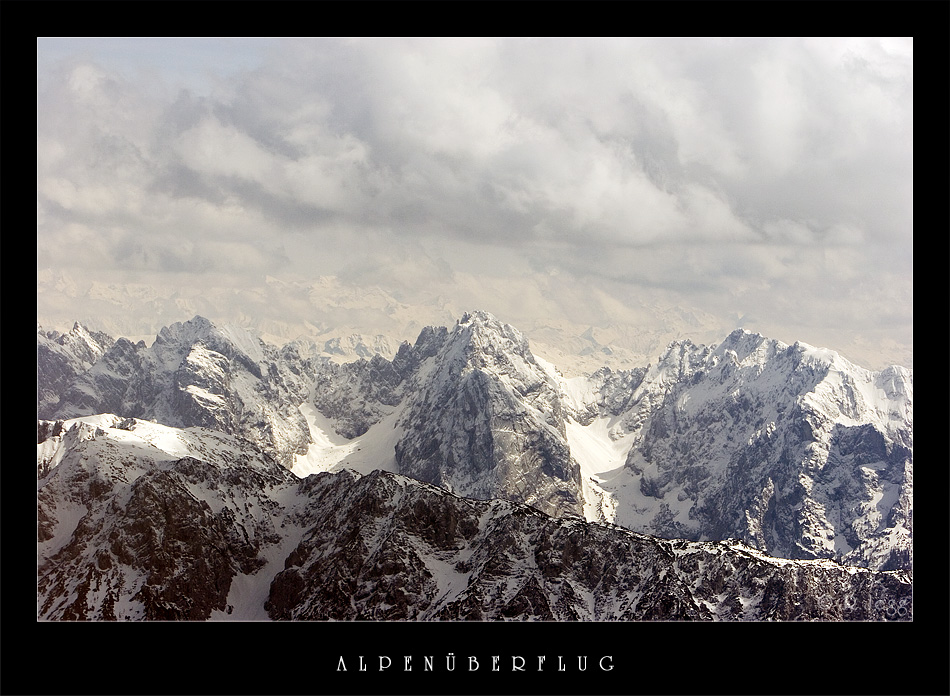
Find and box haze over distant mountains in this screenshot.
[37,267,912,376]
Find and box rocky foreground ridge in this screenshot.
[37,417,911,621]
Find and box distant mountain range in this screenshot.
[37,311,912,620]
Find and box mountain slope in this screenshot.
[299,312,585,518]
[37,323,116,416]
[37,415,297,620]
[391,312,584,518]
[40,317,320,468]
[562,330,913,570]
[37,417,912,621]
[268,468,911,621]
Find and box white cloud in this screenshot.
[175,117,277,182]
[36,37,913,370]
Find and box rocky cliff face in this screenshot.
[37,416,295,620]
[267,468,911,621]
[37,323,116,416]
[565,329,913,570]
[40,317,319,468]
[309,327,447,439]
[37,419,912,622]
[303,313,585,518]
[391,312,584,519]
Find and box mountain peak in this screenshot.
[455,310,523,339]
[713,328,780,365]
[457,309,503,328]
[449,310,535,365]
[392,310,581,517]
[149,316,268,367]
[154,315,215,346]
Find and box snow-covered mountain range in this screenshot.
[37,311,913,620]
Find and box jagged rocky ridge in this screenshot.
[37,323,116,416]
[37,418,911,621]
[37,311,912,576]
[563,329,913,571]
[266,468,910,621]
[39,317,320,469]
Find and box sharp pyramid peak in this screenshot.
[432,311,539,372]
[457,309,505,327]
[150,316,267,365]
[158,315,214,335]
[717,327,767,350]
[721,327,774,345]
[712,328,787,364]
[152,316,220,351]
[48,321,114,355]
[454,310,528,344]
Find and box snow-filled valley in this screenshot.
[292,399,403,478]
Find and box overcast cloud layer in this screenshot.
[37,37,913,370]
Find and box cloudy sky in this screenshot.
[37,37,913,370]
